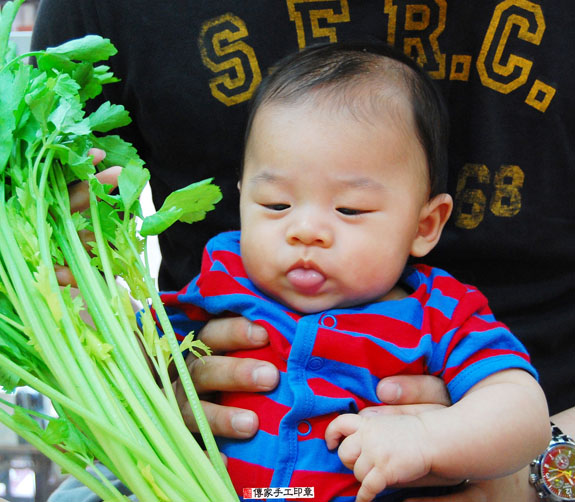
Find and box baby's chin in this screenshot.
[259,280,394,314]
[278,293,369,315]
[266,291,339,314]
[282,289,405,314]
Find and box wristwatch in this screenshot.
[530,423,575,500]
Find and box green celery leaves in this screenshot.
[140,178,222,236]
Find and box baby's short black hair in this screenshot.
[243,41,449,197]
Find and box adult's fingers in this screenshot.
[69,165,122,213]
[175,356,275,439]
[88,147,106,165]
[197,316,269,354]
[176,317,277,438]
[187,317,276,394]
[376,375,451,406]
[95,164,122,186]
[55,265,78,288]
[186,355,279,395]
[178,397,260,439]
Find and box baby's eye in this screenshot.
[337,207,368,216]
[264,203,290,211]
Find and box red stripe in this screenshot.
[313,326,425,378]
[330,314,422,346]
[227,457,274,496]
[308,378,377,410]
[296,413,339,441]
[226,343,288,374]
[199,270,260,297]
[211,249,249,278]
[431,273,469,298]
[258,319,293,363]
[199,245,214,275]
[220,392,289,436]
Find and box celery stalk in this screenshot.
[0,1,236,500]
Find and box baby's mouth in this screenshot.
[286,266,326,295]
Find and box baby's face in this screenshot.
[239,100,430,314]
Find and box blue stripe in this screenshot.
[265,371,294,408]
[426,288,459,319]
[218,430,282,469]
[431,324,529,372]
[447,355,538,402]
[312,360,381,404]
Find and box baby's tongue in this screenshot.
[287,268,326,293]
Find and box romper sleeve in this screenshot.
[145,231,243,342]
[425,283,537,403]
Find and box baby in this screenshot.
[158,42,549,502]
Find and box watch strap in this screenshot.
[551,423,574,443]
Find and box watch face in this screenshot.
[542,443,575,500]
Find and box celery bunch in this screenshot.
[0,1,236,500]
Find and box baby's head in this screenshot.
[239,42,453,314]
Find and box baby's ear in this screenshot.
[410,193,453,258]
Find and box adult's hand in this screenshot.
[175,316,279,439]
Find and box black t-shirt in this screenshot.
[32,0,575,415]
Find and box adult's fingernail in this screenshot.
[231,412,256,434]
[252,365,278,389]
[378,382,402,403]
[247,323,268,344]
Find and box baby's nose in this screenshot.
[286,217,333,247]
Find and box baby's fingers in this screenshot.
[324,413,363,449]
[336,434,362,470]
[356,467,387,502]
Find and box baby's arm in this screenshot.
[325,369,550,502]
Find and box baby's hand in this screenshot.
[325,413,433,502]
